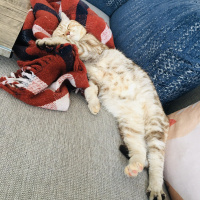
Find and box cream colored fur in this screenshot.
[36,12,169,200]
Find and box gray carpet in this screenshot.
[0,55,170,200]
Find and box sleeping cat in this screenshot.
[36,12,169,200]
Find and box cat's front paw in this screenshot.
[88,101,100,115]
[146,186,166,200]
[36,38,55,48]
[36,38,48,47]
[124,162,144,177]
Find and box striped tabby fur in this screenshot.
[36,12,169,200]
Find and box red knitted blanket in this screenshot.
[0,0,115,111]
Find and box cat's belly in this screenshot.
[98,86,145,119]
[98,76,147,102]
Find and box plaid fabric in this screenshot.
[0,0,115,111]
[0,44,89,111]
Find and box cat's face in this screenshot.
[52,12,87,41]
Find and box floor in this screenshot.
[0,0,30,57]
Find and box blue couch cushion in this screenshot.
[110,0,200,105]
[86,0,128,16]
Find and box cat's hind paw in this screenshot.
[124,162,144,177]
[146,187,166,200]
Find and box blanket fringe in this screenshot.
[1,71,35,88]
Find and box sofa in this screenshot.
[0,0,199,199]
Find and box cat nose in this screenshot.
[65,30,70,35]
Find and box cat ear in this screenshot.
[60,12,70,22]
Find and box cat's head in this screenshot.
[52,12,87,41]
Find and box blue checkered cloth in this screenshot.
[108,0,200,105]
